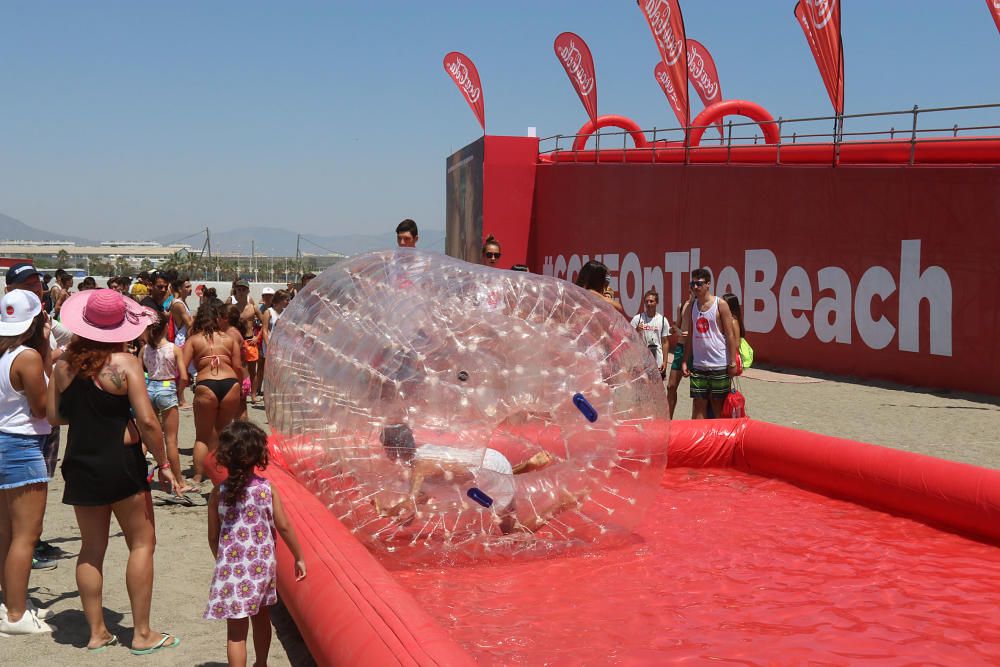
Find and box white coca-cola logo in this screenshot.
[805,0,835,29]
[447,57,481,104]
[687,45,718,101]
[654,66,681,109]
[557,39,595,96]
[643,0,684,66]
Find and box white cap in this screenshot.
[261,287,275,296]
[0,290,42,336]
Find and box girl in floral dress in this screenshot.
[205,421,306,667]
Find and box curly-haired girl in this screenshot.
[205,420,305,667]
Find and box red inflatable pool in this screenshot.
[258,420,1000,665]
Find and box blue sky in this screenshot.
[1,1,997,242]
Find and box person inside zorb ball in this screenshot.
[265,250,669,558]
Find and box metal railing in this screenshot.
[538,103,1000,166]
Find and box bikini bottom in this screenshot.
[197,378,240,402]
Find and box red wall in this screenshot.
[482,136,538,268]
[526,163,1000,394]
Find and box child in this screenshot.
[205,421,306,667]
[142,311,191,498]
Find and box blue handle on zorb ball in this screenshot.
[573,392,598,422]
[467,487,494,508]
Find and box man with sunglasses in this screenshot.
[681,268,739,420]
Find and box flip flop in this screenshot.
[130,633,179,655]
[87,635,119,652]
[161,494,194,507]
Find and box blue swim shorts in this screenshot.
[0,431,49,490]
[147,379,179,412]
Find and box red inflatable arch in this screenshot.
[689,99,779,147]
[571,114,649,151]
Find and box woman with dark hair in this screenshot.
[722,293,753,372]
[49,289,181,653]
[575,259,626,316]
[0,291,53,635]
[482,235,502,266]
[50,270,74,319]
[182,300,243,491]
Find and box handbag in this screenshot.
[722,378,749,419]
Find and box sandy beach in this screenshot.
[4,369,998,665]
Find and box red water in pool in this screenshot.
[391,468,1000,665]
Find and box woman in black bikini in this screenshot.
[182,301,243,491]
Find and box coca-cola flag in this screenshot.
[794,0,844,115]
[638,0,689,128]
[443,51,485,131]
[554,32,598,123]
[989,0,1000,35]
[653,61,686,130]
[686,39,724,139]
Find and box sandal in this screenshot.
[161,494,194,507]
[87,635,119,652]
[130,633,180,655]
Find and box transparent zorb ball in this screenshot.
[265,250,669,560]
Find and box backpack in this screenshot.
[722,378,749,419]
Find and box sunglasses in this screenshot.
[485,252,501,259]
[689,280,708,288]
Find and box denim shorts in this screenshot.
[147,379,179,412]
[0,431,49,490]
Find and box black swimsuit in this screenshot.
[60,377,149,506]
[197,378,240,401]
[195,334,239,401]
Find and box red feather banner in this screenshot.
[554,32,599,123]
[686,39,724,139]
[443,51,486,131]
[794,0,844,115]
[639,0,689,129]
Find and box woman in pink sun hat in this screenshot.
[48,289,183,655]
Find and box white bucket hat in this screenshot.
[0,290,42,336]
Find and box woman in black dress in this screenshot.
[48,289,182,654]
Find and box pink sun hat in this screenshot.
[59,289,158,343]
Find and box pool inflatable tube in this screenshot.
[250,419,1000,664]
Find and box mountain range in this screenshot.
[0,213,96,245]
[0,212,445,256]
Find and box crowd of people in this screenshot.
[574,259,753,420]
[0,218,747,661]
[0,261,307,665]
[419,218,754,422]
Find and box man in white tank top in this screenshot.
[681,268,738,419]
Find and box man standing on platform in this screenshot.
[682,268,738,420]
